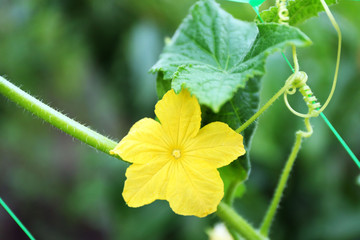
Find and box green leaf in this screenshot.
[151,0,311,112]
[257,0,338,26]
[156,72,171,99]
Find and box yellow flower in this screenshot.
[110,89,246,217]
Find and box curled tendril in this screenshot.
[276,0,289,25]
[281,0,341,121]
[284,71,321,118]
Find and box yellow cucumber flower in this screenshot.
[110,88,245,217]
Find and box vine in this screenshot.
[0,77,121,159]
[0,0,357,239]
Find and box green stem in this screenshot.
[0,76,122,160]
[217,202,267,240]
[236,80,293,133]
[259,132,303,236]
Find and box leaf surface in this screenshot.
[151,0,311,112]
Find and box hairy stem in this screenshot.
[0,76,122,160]
[217,202,267,240]
[259,132,303,236]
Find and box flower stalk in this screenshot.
[0,76,121,160]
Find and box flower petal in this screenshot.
[155,89,201,147]
[123,155,171,207]
[110,118,170,164]
[185,122,245,168]
[167,159,223,217]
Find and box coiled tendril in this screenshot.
[276,0,289,25]
[284,70,321,118]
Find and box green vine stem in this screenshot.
[0,76,122,160]
[236,79,294,134]
[217,202,268,240]
[259,130,304,236]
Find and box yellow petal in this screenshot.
[167,159,223,217]
[123,155,171,207]
[155,89,201,147]
[110,118,170,164]
[185,122,246,168]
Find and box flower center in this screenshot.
[172,149,181,159]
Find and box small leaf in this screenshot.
[257,0,338,26]
[151,0,311,112]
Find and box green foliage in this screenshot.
[152,0,311,113]
[156,72,172,99]
[257,0,338,26]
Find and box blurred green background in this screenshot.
[0,0,359,239]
